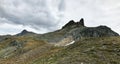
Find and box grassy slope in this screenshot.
[0,35,120,64]
[0,36,49,64]
[33,36,120,64]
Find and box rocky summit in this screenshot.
[62,18,85,29]
[0,18,120,64]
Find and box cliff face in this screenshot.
[69,25,119,40]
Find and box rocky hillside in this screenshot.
[38,18,119,45]
[0,18,119,64]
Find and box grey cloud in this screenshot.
[58,0,65,11]
[0,0,65,31]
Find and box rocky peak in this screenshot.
[21,29,29,34]
[62,18,85,29]
[16,29,36,36]
[21,29,28,33]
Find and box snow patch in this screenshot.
[65,40,75,46]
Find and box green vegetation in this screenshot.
[33,37,120,64]
[0,34,120,64]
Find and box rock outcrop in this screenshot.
[9,40,24,48]
[62,18,119,41]
[69,25,119,40]
[77,18,85,26]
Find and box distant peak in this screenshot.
[16,29,36,36]
[62,18,85,29]
[20,29,30,35]
[21,29,28,33]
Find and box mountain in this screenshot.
[63,19,118,39]
[0,18,119,64]
[38,18,119,45]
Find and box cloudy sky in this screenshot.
[0,0,120,35]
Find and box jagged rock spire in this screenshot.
[79,18,84,26]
